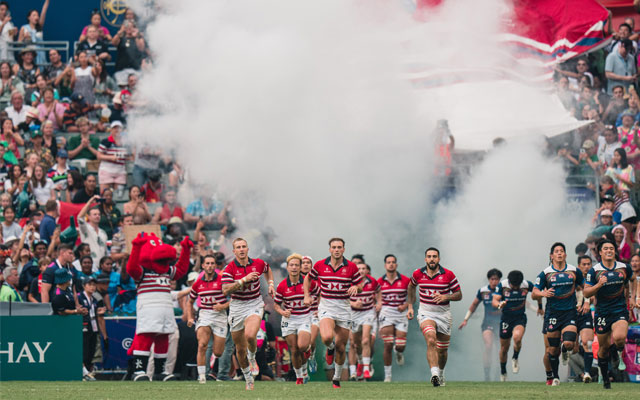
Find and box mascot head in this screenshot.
[139,232,177,273]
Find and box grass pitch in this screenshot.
[1,381,637,399]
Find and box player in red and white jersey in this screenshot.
[221,238,275,390]
[274,253,317,384]
[408,247,462,387]
[348,262,380,380]
[300,255,321,374]
[377,254,413,382]
[304,237,364,389]
[186,255,229,384]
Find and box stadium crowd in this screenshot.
[0,0,638,388]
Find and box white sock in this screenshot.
[302,362,309,377]
[430,366,439,377]
[83,366,90,375]
[357,354,363,363]
[197,366,206,375]
[384,365,392,377]
[349,364,357,376]
[241,366,252,379]
[363,357,371,366]
[247,349,256,361]
[333,363,345,381]
[327,341,335,351]
[295,367,303,379]
[439,368,445,378]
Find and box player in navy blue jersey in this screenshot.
[575,255,595,383]
[584,239,633,389]
[532,242,584,386]
[459,268,502,381]
[492,270,540,382]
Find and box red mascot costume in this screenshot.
[126,232,193,381]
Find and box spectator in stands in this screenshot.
[4,90,26,127]
[2,206,22,238]
[71,51,96,105]
[12,47,40,99]
[18,1,50,64]
[609,22,638,56]
[123,185,151,224]
[29,164,54,206]
[18,236,49,293]
[48,148,74,192]
[0,118,22,160]
[72,243,91,272]
[93,60,117,105]
[603,85,628,125]
[577,139,599,175]
[97,120,128,193]
[555,75,576,114]
[0,143,9,186]
[0,64,24,111]
[78,195,108,270]
[79,10,112,42]
[4,165,24,196]
[132,145,161,187]
[167,161,185,188]
[65,169,83,203]
[141,168,163,203]
[112,20,146,79]
[597,125,622,168]
[605,39,637,94]
[0,266,22,302]
[30,74,58,106]
[24,128,54,170]
[43,49,72,98]
[63,94,106,132]
[76,25,111,65]
[39,199,57,244]
[606,148,635,193]
[23,152,40,178]
[67,116,99,160]
[72,173,99,204]
[40,120,58,157]
[612,224,632,263]
[0,2,16,62]
[97,188,121,240]
[113,73,136,115]
[27,257,51,303]
[76,256,95,282]
[36,87,65,131]
[184,190,231,230]
[152,186,184,226]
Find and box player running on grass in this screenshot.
[493,270,538,382]
[348,262,380,381]
[575,255,595,383]
[186,254,229,384]
[584,239,633,389]
[221,238,275,391]
[304,237,364,389]
[408,247,462,387]
[532,242,584,386]
[377,254,412,382]
[300,255,320,374]
[274,254,315,385]
[458,268,502,381]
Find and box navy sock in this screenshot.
[549,353,560,379]
[512,349,520,360]
[546,370,553,380]
[500,362,507,374]
[598,354,609,382]
[584,351,594,374]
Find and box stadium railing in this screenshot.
[7,40,70,65]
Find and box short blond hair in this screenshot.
[232,237,247,248]
[286,253,303,265]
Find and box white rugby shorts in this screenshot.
[351,308,377,333]
[311,311,320,327]
[418,305,452,336]
[196,309,228,338]
[281,314,312,337]
[378,305,408,333]
[136,301,178,334]
[318,298,351,330]
[228,298,264,332]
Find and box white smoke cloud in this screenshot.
[127,0,592,381]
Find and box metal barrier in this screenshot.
[7,40,70,64]
[73,41,118,68]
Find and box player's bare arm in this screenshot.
[459,297,480,329]
[583,274,607,298]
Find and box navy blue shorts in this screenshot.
[594,310,628,334]
[500,314,527,340]
[481,317,500,333]
[544,309,577,333]
[576,311,593,332]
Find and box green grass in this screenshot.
[1,381,638,400]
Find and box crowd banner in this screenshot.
[0,316,82,381]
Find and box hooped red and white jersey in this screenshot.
[308,257,363,300]
[221,258,270,301]
[378,273,411,308]
[351,274,380,311]
[274,277,318,316]
[136,266,176,296]
[189,272,228,310]
[410,265,460,309]
[302,272,321,312]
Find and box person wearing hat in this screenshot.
[592,209,615,238]
[13,46,40,98]
[163,216,186,244]
[24,127,54,170]
[62,93,107,133]
[97,121,128,193]
[77,275,108,381]
[577,139,599,176]
[48,148,77,193]
[605,38,637,95]
[51,268,84,315]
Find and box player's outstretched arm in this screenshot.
[459,297,480,329]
